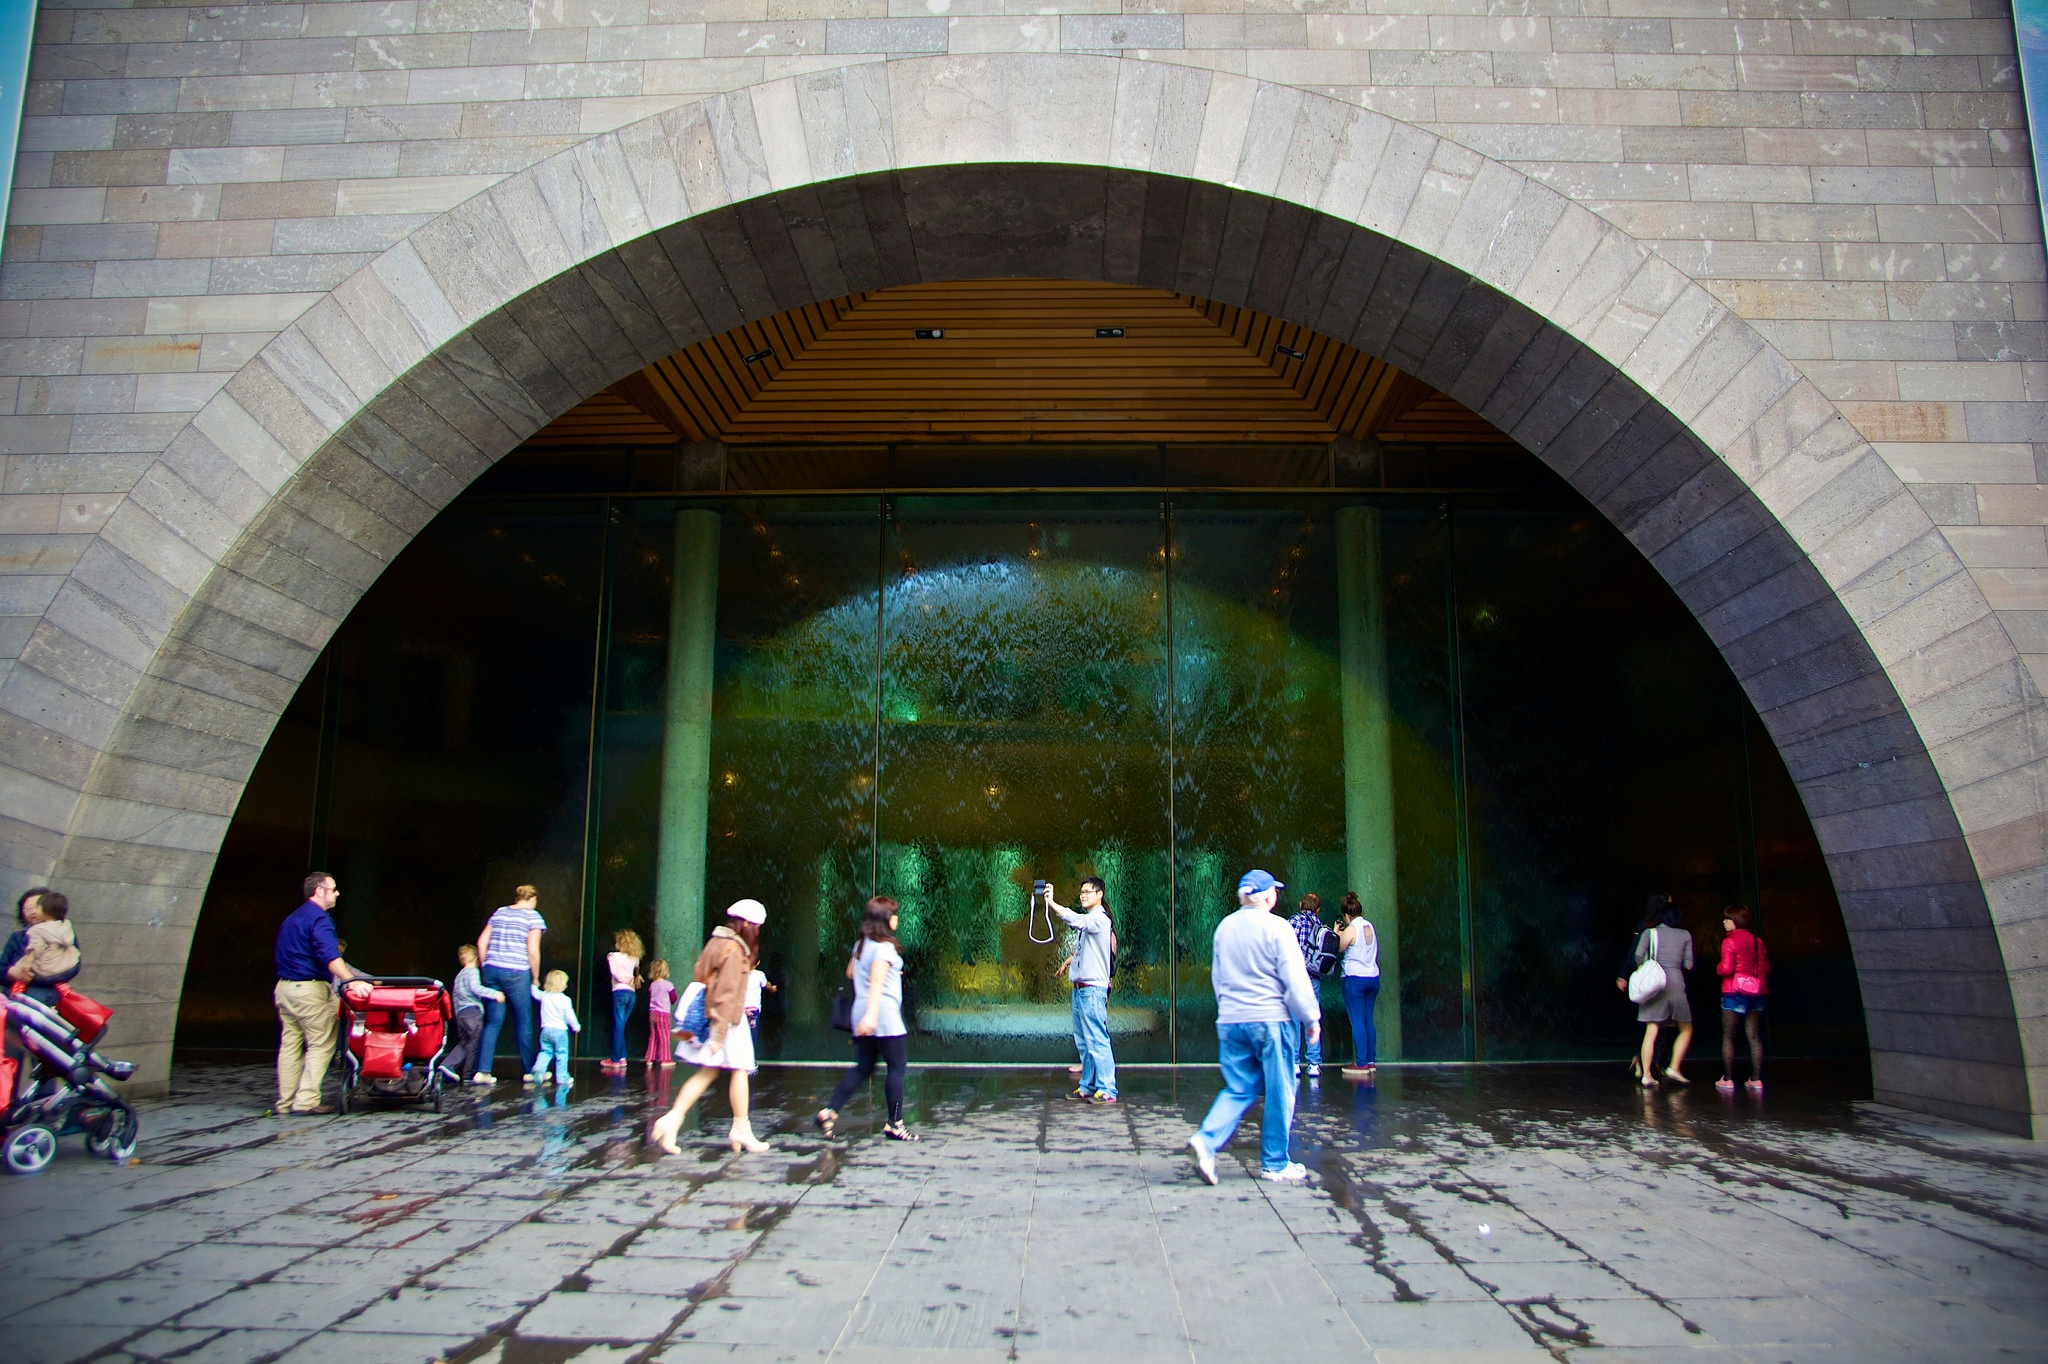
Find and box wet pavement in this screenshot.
[0,1058,2044,1363]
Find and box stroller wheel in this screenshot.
[85,1104,138,1162]
[4,1124,58,1175]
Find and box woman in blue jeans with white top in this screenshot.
[1336,892,1380,1080]
[474,885,546,1082]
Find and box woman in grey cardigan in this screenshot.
[1633,900,1695,1087]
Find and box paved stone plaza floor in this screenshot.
[0,1059,2043,1364]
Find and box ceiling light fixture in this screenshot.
[1096,327,1125,338]
[742,347,774,364]
[1275,345,1307,361]
[914,328,944,339]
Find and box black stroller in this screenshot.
[2,984,139,1173]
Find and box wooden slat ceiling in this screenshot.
[526,280,1510,447]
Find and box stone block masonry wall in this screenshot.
[4,0,2047,1128]
[11,3,2045,687]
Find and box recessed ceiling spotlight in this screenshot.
[914,328,944,339]
[742,347,774,364]
[1276,345,1307,360]
[1096,327,1125,338]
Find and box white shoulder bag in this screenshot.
[1626,928,1667,1004]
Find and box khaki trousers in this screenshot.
[275,979,338,1110]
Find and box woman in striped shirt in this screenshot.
[475,885,547,1081]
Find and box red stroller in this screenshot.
[337,976,453,1114]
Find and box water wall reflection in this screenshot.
[187,490,1866,1068]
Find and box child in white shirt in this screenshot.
[530,970,581,1088]
[743,967,776,1063]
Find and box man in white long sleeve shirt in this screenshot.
[1048,876,1117,1103]
[1188,869,1319,1185]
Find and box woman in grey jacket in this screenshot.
[1632,900,1695,1087]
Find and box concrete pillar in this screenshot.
[655,507,721,963]
[1336,505,1400,1060]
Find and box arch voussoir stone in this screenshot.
[6,54,2041,1135]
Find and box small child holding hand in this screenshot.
[445,944,506,1086]
[530,970,580,1089]
[744,966,777,1057]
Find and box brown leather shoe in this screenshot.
[290,1103,337,1115]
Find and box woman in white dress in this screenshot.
[648,899,771,1155]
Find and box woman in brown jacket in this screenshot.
[649,899,771,1156]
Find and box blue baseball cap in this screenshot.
[1238,869,1283,897]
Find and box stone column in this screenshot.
[655,508,721,963]
[1336,505,1400,1060]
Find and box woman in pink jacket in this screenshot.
[1715,905,1770,1093]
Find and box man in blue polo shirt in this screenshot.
[274,871,356,1115]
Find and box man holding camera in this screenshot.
[1187,869,1319,1185]
[1047,876,1117,1104]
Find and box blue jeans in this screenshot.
[478,965,537,1074]
[1343,975,1380,1066]
[1194,1021,1299,1173]
[537,1027,572,1084]
[610,989,635,1061]
[1071,985,1117,1098]
[1297,1016,1323,1071]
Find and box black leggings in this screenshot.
[828,1035,908,1122]
[1721,1009,1765,1083]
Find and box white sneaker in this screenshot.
[470,1073,495,1087]
[1260,1162,1309,1184]
[1187,1135,1218,1186]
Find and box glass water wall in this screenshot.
[186,488,1866,1067]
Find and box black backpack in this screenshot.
[1304,927,1341,980]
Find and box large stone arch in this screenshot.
[11,55,2042,1134]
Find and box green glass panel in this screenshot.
[876,496,1172,1062]
[191,502,604,1037]
[186,479,1865,1069]
[1167,500,1347,1062]
[1380,505,1466,1060]
[320,503,603,995]
[590,498,881,1062]
[1452,505,1780,1059]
